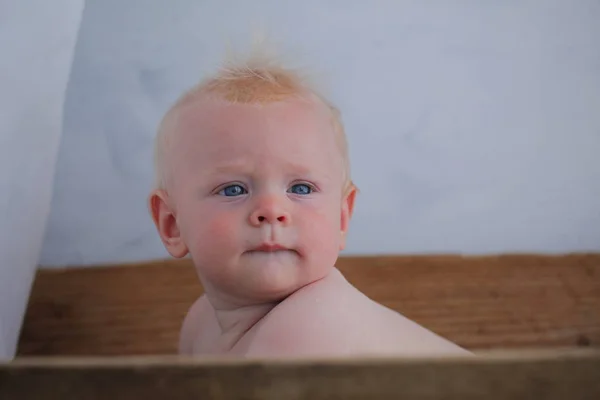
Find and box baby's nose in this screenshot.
[249,199,291,226]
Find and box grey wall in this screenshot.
[40,0,600,268]
[0,0,84,358]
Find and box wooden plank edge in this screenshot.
[2,348,599,400]
[5,347,600,367]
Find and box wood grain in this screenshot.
[3,349,600,399]
[17,254,600,356]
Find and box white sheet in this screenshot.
[0,0,84,359]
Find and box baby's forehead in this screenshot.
[170,97,334,147]
[159,94,344,177]
[166,101,338,175]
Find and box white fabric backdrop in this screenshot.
[0,0,84,359]
[40,0,600,268]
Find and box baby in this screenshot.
[148,47,471,358]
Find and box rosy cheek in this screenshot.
[196,211,236,249]
[207,213,233,236]
[299,207,339,245]
[180,203,237,253]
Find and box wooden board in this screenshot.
[17,254,600,356]
[3,349,600,399]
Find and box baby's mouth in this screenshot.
[251,243,287,252]
[245,243,299,256]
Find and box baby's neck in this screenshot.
[209,299,279,353]
[217,302,276,334]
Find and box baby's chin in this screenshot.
[196,250,331,305]
[233,251,321,301]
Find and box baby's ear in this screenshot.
[149,189,189,258]
[339,184,357,250]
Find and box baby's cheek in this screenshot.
[187,211,241,283]
[186,210,237,254]
[204,212,238,247]
[207,214,233,236]
[300,207,340,253]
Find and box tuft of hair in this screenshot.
[153,36,353,194]
[202,42,309,103]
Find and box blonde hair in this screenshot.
[153,41,353,194]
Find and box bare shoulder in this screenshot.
[243,268,350,357]
[245,268,472,357]
[179,295,213,355]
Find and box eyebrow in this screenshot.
[204,160,333,181]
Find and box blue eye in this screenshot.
[288,183,313,195]
[219,184,247,197]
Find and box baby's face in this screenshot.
[164,97,353,306]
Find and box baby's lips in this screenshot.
[251,243,287,252]
[245,243,301,256]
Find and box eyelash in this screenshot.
[288,182,316,195]
[217,184,247,197]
